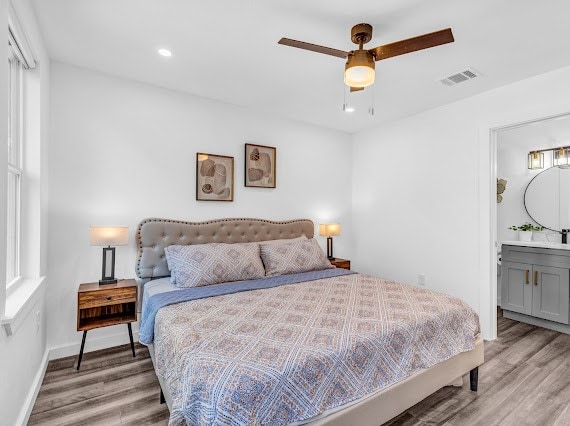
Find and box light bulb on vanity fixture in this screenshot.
[158,48,172,57]
[554,147,570,167]
[528,151,544,170]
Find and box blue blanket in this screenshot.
[139,268,355,345]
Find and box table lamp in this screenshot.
[90,226,129,284]
[319,223,340,260]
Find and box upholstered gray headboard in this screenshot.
[135,217,315,284]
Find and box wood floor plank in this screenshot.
[33,369,160,414]
[29,310,570,426]
[496,327,559,366]
[442,363,552,425]
[499,358,570,426]
[553,403,570,426]
[29,379,160,425]
[525,333,570,371]
[38,357,155,395]
[43,346,151,385]
[382,411,427,426]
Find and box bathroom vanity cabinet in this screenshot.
[502,242,570,332]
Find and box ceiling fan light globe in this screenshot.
[344,66,375,87]
[344,50,375,88]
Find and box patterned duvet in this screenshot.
[153,273,480,425]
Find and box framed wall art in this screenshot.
[244,143,276,188]
[196,153,234,201]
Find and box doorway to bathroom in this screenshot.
[495,112,570,323]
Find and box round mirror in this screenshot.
[524,166,570,231]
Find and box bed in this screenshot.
[136,218,483,426]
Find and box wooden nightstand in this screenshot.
[76,279,138,370]
[330,258,351,270]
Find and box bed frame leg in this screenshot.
[470,367,479,392]
[160,388,166,404]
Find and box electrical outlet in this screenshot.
[36,311,41,332]
[417,274,426,286]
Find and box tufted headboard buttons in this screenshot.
[135,217,315,283]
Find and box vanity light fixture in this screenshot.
[554,147,569,167]
[528,151,544,170]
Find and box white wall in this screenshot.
[352,64,570,340]
[0,0,50,424]
[47,62,353,354]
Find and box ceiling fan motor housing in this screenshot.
[346,23,376,88]
[351,23,373,45]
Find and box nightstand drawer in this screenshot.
[78,287,136,309]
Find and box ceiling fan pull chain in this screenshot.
[369,87,375,116]
[342,84,352,112]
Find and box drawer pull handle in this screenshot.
[525,270,529,284]
[534,271,538,286]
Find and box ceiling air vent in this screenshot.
[438,68,482,87]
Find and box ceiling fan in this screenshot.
[279,24,454,91]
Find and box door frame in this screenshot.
[479,110,570,340]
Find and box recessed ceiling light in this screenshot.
[158,48,172,57]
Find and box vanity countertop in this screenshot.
[502,240,570,251]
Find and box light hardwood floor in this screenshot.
[29,311,570,425]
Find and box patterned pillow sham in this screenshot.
[165,242,265,288]
[258,235,307,246]
[260,238,334,277]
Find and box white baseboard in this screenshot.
[16,348,49,426]
[48,329,140,360]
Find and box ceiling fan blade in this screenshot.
[278,38,348,59]
[369,28,454,61]
[350,86,364,92]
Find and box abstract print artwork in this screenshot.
[245,143,276,188]
[196,153,234,201]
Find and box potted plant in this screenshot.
[509,223,544,242]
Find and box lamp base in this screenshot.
[326,237,334,259]
[100,246,117,285]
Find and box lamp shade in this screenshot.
[344,50,375,88]
[319,223,341,237]
[89,226,129,246]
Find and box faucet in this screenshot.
[562,229,569,244]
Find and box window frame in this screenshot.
[6,33,25,289]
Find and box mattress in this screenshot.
[143,272,480,425]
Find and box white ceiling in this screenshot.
[32,0,570,134]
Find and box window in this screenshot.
[6,33,24,287]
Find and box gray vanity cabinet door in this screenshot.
[531,265,570,324]
[501,261,533,315]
